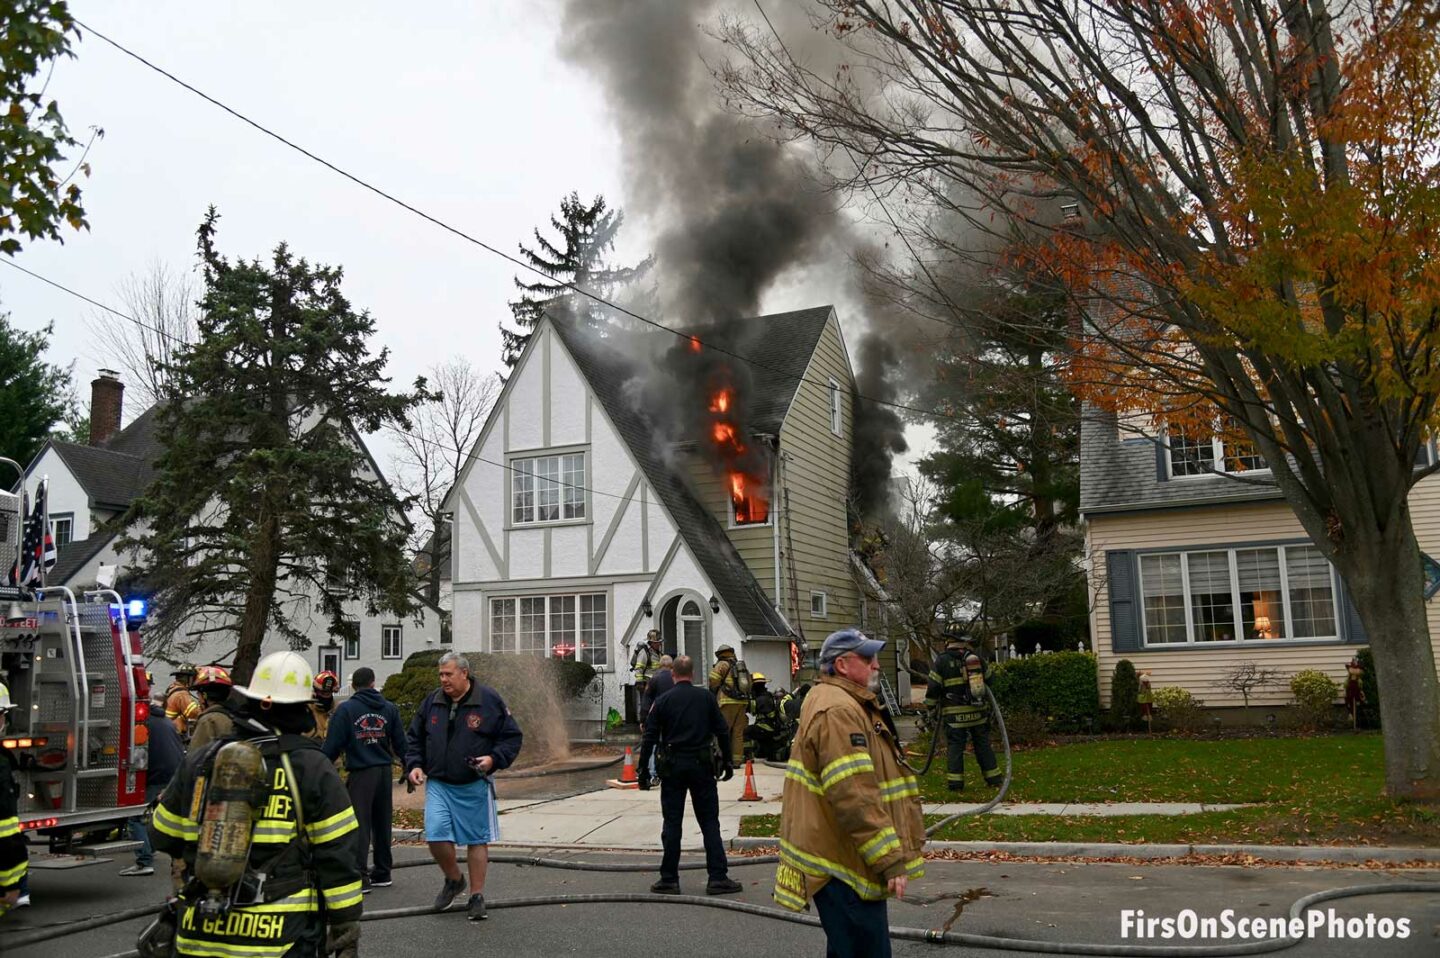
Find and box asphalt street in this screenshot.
[6,849,1437,957]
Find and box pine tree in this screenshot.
[120,208,428,683]
[500,192,650,368]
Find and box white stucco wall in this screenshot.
[448,319,792,727]
[23,446,96,541]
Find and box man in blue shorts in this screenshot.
[405,652,523,922]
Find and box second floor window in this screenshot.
[1168,427,1265,477]
[381,624,403,659]
[829,379,842,435]
[512,452,586,524]
[50,515,73,549]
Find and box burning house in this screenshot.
[446,305,900,732]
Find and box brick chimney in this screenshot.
[89,369,124,446]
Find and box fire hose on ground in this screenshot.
[10,691,1436,957]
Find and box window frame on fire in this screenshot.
[506,444,591,529]
[727,475,774,529]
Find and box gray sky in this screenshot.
[1,0,933,477]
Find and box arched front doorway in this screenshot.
[659,593,708,665]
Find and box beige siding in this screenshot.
[1088,479,1440,707]
[683,453,778,601]
[778,314,861,645]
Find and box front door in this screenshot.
[678,598,706,664]
[319,647,340,678]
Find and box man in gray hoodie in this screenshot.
[323,667,407,888]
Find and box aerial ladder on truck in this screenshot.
[2,458,150,866]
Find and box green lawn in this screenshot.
[739,733,1440,847]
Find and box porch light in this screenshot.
[708,595,720,614]
[641,599,653,618]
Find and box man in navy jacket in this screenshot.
[405,652,522,922]
[324,667,407,888]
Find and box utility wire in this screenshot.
[0,257,643,506]
[71,17,967,426]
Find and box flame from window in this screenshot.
[709,389,731,413]
[729,471,770,524]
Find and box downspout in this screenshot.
[771,442,782,611]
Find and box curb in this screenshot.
[727,836,1440,864]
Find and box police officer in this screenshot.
[165,665,202,739]
[707,645,749,763]
[309,671,340,743]
[630,629,664,719]
[0,682,27,920]
[144,651,363,958]
[187,666,238,752]
[637,655,742,897]
[924,629,1001,792]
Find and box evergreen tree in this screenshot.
[120,209,428,682]
[500,191,650,368]
[918,275,1084,639]
[0,313,72,467]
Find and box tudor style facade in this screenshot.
[447,307,900,730]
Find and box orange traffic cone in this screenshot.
[738,759,761,802]
[607,746,640,789]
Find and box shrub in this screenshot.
[996,707,1049,746]
[989,651,1099,733]
[1152,686,1205,733]
[1290,669,1339,730]
[1109,659,1141,731]
[1356,648,1382,729]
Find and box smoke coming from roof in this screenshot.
[556,0,907,519]
[852,333,908,518]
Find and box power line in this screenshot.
[71,17,965,426]
[0,257,642,506]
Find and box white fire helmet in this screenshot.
[0,681,15,711]
[231,651,314,705]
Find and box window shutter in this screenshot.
[1338,579,1368,645]
[1154,439,1168,481]
[1107,550,1142,652]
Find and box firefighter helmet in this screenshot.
[312,670,339,699]
[752,672,768,684]
[193,665,233,689]
[646,629,661,644]
[232,651,314,705]
[0,681,15,710]
[171,663,199,677]
[715,645,735,658]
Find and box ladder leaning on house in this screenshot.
[876,668,902,717]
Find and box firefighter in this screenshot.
[308,671,340,743]
[924,629,1001,792]
[0,682,27,920]
[187,666,238,751]
[143,651,363,958]
[630,629,664,720]
[746,673,794,761]
[708,645,751,763]
[165,665,202,739]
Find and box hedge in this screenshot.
[382,649,597,731]
[988,651,1099,733]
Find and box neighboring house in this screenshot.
[1081,406,1440,712]
[446,307,901,732]
[17,370,439,688]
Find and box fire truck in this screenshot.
[3,485,150,862]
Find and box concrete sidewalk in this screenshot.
[483,762,1249,851]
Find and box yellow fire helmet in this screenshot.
[231,651,314,705]
[752,672,768,684]
[0,681,15,710]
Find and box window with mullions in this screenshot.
[511,452,586,524]
[1167,427,1267,477]
[489,592,608,665]
[1139,545,1339,645]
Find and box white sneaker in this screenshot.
[16,894,31,907]
[119,864,156,877]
